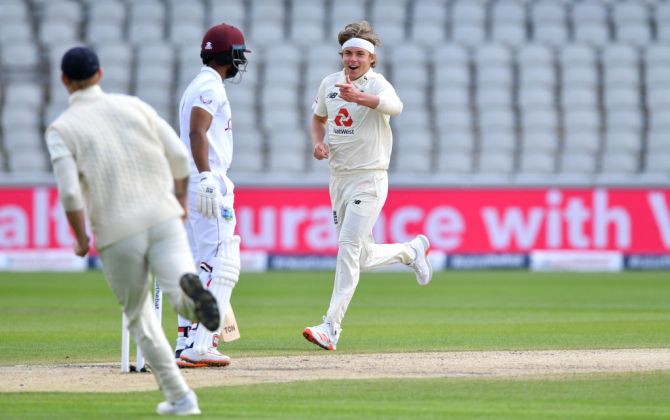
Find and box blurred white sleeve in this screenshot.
[46,130,84,211]
[154,115,190,179]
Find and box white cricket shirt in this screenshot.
[178,66,234,176]
[312,68,403,174]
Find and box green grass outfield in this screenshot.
[1,270,669,418]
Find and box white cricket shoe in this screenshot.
[408,234,433,286]
[303,318,340,351]
[156,389,201,416]
[179,347,231,367]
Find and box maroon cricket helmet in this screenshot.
[201,23,251,55]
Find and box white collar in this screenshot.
[68,85,103,104]
[201,65,223,84]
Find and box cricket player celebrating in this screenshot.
[175,23,249,367]
[46,47,220,415]
[303,21,433,351]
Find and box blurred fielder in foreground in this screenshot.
[304,21,433,351]
[174,23,249,368]
[45,47,220,416]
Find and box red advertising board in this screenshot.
[2,187,670,254]
[235,187,670,254]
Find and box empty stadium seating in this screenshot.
[0,0,668,184]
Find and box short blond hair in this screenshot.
[337,21,380,67]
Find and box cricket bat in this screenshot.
[220,304,240,342]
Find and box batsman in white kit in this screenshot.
[174,23,250,368]
[303,21,433,351]
[46,46,220,415]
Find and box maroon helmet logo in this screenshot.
[334,108,353,127]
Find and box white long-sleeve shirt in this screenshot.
[45,85,190,248]
[312,68,403,174]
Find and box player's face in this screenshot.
[341,47,374,80]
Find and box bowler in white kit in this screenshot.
[303,21,433,351]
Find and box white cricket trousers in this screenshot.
[99,217,197,402]
[178,173,236,348]
[326,171,414,327]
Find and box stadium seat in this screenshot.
[644,152,670,174]
[2,128,43,152]
[561,88,598,109]
[452,0,486,24]
[477,66,513,88]
[518,150,556,174]
[603,66,639,88]
[437,150,474,174]
[434,64,470,88]
[41,0,83,24]
[533,23,568,47]
[605,109,642,134]
[433,86,470,109]
[558,151,597,174]
[616,23,651,47]
[477,150,515,174]
[412,0,447,25]
[476,87,513,110]
[530,0,566,25]
[517,44,554,67]
[230,149,265,174]
[290,22,326,45]
[168,0,205,25]
[603,131,642,154]
[393,150,433,174]
[521,130,559,153]
[437,129,476,153]
[479,130,517,153]
[563,131,601,154]
[410,22,446,46]
[7,149,51,173]
[600,151,639,174]
[291,0,327,24]
[330,0,367,38]
[519,66,556,89]
[492,23,526,47]
[433,44,469,66]
[0,0,29,22]
[370,0,407,25]
[572,1,607,24]
[646,66,670,88]
[602,44,639,67]
[268,149,306,173]
[452,23,486,46]
[209,0,246,28]
[88,0,126,25]
[170,22,205,47]
[86,22,124,44]
[604,87,641,110]
[521,109,558,133]
[436,108,473,133]
[647,131,670,153]
[0,20,34,44]
[519,87,554,109]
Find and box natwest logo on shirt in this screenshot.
[334,108,353,127]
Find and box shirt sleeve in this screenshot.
[52,155,84,211]
[374,79,403,117]
[45,129,73,162]
[192,85,223,116]
[154,115,190,179]
[312,78,328,117]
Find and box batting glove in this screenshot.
[195,171,222,219]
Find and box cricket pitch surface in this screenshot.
[2,349,670,393]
